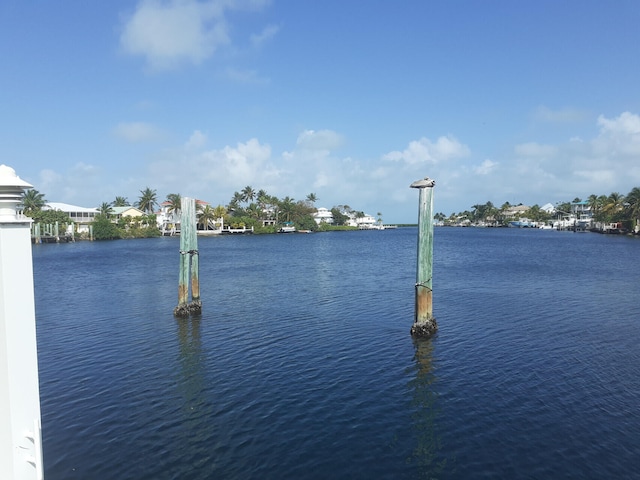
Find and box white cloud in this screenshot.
[38,169,63,192]
[597,111,640,136]
[573,169,616,184]
[36,111,640,222]
[199,138,273,185]
[223,67,269,84]
[473,159,497,175]
[185,130,207,149]
[514,142,557,157]
[313,172,329,189]
[113,122,161,142]
[595,112,640,156]
[383,135,470,164]
[120,0,270,70]
[295,129,345,151]
[250,24,279,47]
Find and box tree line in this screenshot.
[21,185,370,240]
[437,187,640,228]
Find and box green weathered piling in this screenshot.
[410,177,437,338]
[174,197,201,317]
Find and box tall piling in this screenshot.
[174,197,201,317]
[0,165,44,479]
[410,177,437,338]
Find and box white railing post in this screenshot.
[0,164,44,479]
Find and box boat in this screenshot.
[279,222,296,233]
[508,221,534,228]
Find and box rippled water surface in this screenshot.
[33,228,640,479]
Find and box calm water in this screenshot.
[32,228,640,479]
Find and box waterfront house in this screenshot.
[43,202,98,234]
[347,213,377,229]
[504,205,530,218]
[541,203,555,214]
[156,199,210,235]
[111,206,145,219]
[111,206,145,222]
[313,207,334,225]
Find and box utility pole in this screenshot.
[410,177,437,338]
[0,165,44,479]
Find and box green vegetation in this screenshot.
[438,187,640,230]
[136,187,158,214]
[224,186,320,232]
[30,209,72,230]
[21,188,46,216]
[22,181,640,240]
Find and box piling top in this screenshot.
[410,177,435,189]
[0,164,33,222]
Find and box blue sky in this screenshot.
[2,0,640,222]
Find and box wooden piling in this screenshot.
[410,177,437,338]
[174,197,201,317]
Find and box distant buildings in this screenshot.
[312,207,381,228]
[312,207,334,225]
[43,202,98,233]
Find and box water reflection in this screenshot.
[176,317,205,407]
[175,316,213,466]
[408,337,449,478]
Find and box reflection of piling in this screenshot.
[410,177,437,338]
[409,337,448,475]
[174,197,201,317]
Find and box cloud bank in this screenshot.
[34,111,640,222]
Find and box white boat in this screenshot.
[508,221,534,228]
[279,222,296,233]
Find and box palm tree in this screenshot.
[306,193,317,207]
[21,189,46,216]
[166,193,182,215]
[213,204,227,219]
[113,196,129,207]
[434,212,446,224]
[257,189,268,204]
[228,191,244,213]
[136,187,158,214]
[602,192,625,222]
[98,202,114,217]
[197,205,217,230]
[625,187,640,231]
[246,203,262,220]
[471,203,485,222]
[587,194,601,220]
[279,196,295,222]
[241,185,255,204]
[377,212,383,224]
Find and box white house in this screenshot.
[312,207,334,225]
[156,199,210,235]
[541,203,555,214]
[43,202,98,233]
[347,212,378,229]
